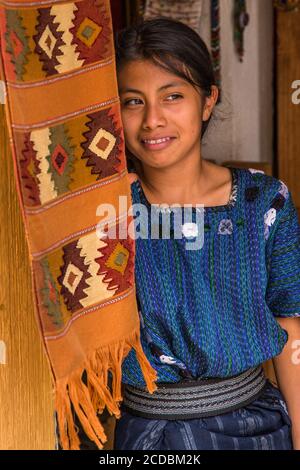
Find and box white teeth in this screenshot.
[143,137,171,144]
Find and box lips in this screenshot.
[141,136,176,151]
[141,136,175,144]
[142,137,175,151]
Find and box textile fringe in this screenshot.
[55,329,158,450]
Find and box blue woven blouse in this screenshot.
[121,167,300,386]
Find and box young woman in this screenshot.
[113,18,300,450]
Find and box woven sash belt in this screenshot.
[122,366,267,420]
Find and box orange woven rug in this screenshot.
[0,0,157,450]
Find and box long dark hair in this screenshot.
[114,17,217,172]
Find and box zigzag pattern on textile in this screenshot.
[0,0,158,450]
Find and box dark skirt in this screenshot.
[114,380,293,450]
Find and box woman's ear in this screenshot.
[202,85,219,121]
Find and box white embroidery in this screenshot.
[159,355,177,365]
[279,399,289,417]
[278,180,289,200]
[264,208,277,240]
[248,168,265,175]
[158,354,187,370]
[264,208,277,227]
[218,219,233,235]
[182,222,198,238]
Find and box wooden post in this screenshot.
[276,8,300,220]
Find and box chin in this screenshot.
[145,153,177,165]
[146,161,173,170]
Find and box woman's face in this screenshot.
[117,59,208,171]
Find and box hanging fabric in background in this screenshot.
[135,0,147,21]
[144,0,204,34]
[138,0,147,16]
[233,0,250,62]
[0,0,157,450]
[273,0,300,11]
[211,0,221,101]
[124,0,146,27]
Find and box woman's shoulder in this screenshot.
[236,168,292,240]
[204,162,288,208]
[240,167,290,204]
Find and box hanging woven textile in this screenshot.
[0,0,157,450]
[210,0,221,100]
[144,0,204,33]
[273,0,300,10]
[233,0,250,62]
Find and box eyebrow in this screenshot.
[119,81,187,94]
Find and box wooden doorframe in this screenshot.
[275,6,300,219]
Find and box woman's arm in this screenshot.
[272,316,300,450]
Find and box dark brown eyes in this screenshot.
[122,94,183,107]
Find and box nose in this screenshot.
[142,102,167,130]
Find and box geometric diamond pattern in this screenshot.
[88,128,116,160]
[48,123,75,195]
[51,143,69,175]
[33,8,65,77]
[62,262,84,295]
[38,24,57,58]
[5,10,30,81]
[14,103,124,208]
[57,240,90,313]
[96,231,134,294]
[81,108,123,180]
[76,17,102,47]
[2,0,112,81]
[70,0,112,64]
[105,242,130,275]
[9,30,24,58]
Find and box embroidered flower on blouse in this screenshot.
[263,181,289,241]
[218,219,233,235]
[159,354,182,365]
[139,309,191,374]
[278,180,289,200]
[149,342,190,371]
[182,222,198,238]
[245,186,259,202]
[248,168,265,175]
[264,208,277,240]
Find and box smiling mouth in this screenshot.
[141,136,176,150]
[142,137,174,144]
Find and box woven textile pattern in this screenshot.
[0,0,157,450]
[144,0,203,33]
[122,168,300,386]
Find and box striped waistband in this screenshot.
[122,366,267,420]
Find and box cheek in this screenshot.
[172,102,202,127]
[179,110,203,138]
[121,112,139,141]
[190,105,203,132]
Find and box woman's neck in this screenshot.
[139,159,211,206]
